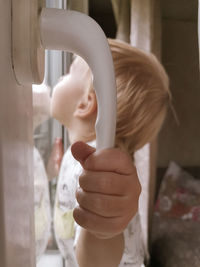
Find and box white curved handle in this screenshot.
[40,8,116,151]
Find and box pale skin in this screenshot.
[52,57,141,267]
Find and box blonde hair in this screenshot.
[74,39,171,156]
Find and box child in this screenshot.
[52,39,171,267]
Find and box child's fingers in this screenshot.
[76,188,136,218]
[85,148,134,175]
[73,206,130,237]
[71,141,135,175]
[79,171,130,195]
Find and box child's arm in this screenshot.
[71,141,141,267]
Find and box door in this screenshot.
[0,1,35,266]
[0,1,117,266]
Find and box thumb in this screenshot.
[71,141,96,168]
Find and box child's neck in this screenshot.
[68,119,96,144]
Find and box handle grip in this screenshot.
[40,8,116,150]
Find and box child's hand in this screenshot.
[71,141,141,239]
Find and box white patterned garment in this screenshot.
[54,141,145,267]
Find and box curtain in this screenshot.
[111,0,162,262]
[111,0,130,42]
[130,0,161,59]
[67,0,88,14]
[131,1,161,261]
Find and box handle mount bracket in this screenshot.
[11,0,45,85]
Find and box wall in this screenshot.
[158,6,200,167]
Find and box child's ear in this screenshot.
[74,91,97,119]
